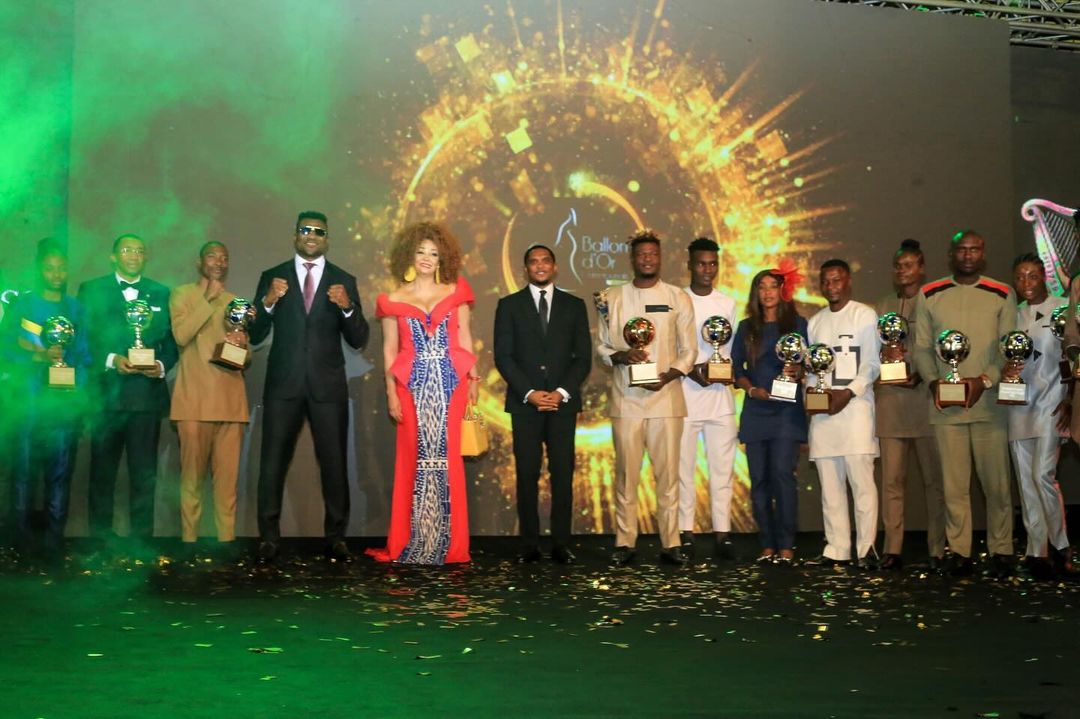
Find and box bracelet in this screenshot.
[467,374,481,382]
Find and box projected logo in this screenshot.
[355,3,843,534]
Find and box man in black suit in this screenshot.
[249,210,369,561]
[494,244,592,564]
[78,234,178,539]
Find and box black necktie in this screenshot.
[538,289,549,335]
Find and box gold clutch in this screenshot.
[460,403,489,457]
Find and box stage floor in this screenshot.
[1,534,1078,718]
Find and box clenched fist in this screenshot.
[263,277,288,307]
[327,284,353,311]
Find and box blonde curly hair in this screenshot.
[388,221,462,284]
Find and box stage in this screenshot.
[2,534,1077,718]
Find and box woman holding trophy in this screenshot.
[731,260,808,565]
[368,221,479,565]
[2,239,89,562]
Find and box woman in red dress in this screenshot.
[367,222,478,564]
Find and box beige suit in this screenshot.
[597,281,696,549]
[1065,278,1080,444]
[169,283,249,542]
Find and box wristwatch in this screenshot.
[980,374,992,390]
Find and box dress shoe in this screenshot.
[803,554,848,568]
[327,540,353,561]
[856,550,879,572]
[257,540,279,562]
[928,556,945,574]
[517,547,543,564]
[754,551,776,565]
[986,553,1012,579]
[879,554,903,571]
[679,531,696,559]
[947,555,974,577]
[611,546,636,566]
[714,536,736,561]
[551,546,576,564]
[1025,556,1056,582]
[1050,546,1076,577]
[659,546,689,566]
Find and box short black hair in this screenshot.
[1012,252,1044,271]
[112,233,143,253]
[820,258,850,275]
[687,237,719,254]
[199,241,227,258]
[951,229,982,245]
[36,237,66,264]
[629,229,660,251]
[296,210,328,231]
[895,238,924,263]
[523,244,556,264]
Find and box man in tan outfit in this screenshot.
[596,231,697,566]
[169,242,250,545]
[1065,273,1080,445]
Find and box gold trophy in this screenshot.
[804,343,835,415]
[996,331,1033,406]
[42,315,76,389]
[877,312,910,384]
[211,298,256,370]
[935,329,970,407]
[126,299,157,369]
[1049,305,1074,383]
[623,317,659,386]
[701,315,733,384]
[770,332,805,402]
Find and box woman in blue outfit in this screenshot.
[731,261,808,565]
[3,240,89,561]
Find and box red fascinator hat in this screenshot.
[770,258,803,303]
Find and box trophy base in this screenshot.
[1061,360,1075,384]
[997,382,1027,406]
[879,361,909,384]
[128,347,157,370]
[805,389,831,415]
[48,366,76,389]
[937,382,968,407]
[707,361,733,384]
[211,341,248,370]
[629,362,659,386]
[769,378,798,403]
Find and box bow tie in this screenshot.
[120,280,139,289]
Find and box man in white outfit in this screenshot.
[1006,253,1072,580]
[805,259,881,569]
[677,238,739,560]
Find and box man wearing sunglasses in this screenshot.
[249,211,369,562]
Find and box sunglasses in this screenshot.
[118,247,146,256]
[298,226,327,237]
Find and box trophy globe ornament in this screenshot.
[701,315,733,384]
[211,297,256,370]
[877,312,910,384]
[934,329,971,407]
[996,330,1033,405]
[125,299,157,369]
[803,342,835,415]
[769,332,806,402]
[42,315,76,388]
[623,317,659,386]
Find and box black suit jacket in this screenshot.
[249,259,369,402]
[77,274,179,414]
[494,286,592,415]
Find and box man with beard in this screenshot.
[169,242,250,549]
[1004,253,1072,578]
[874,239,946,572]
[912,231,1016,578]
[677,238,738,560]
[596,230,696,566]
[250,211,368,562]
[804,260,881,570]
[494,244,592,564]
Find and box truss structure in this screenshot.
[818,1,1080,51]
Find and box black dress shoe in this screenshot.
[986,553,1012,579]
[928,555,945,573]
[611,546,636,566]
[1025,555,1056,582]
[948,555,974,577]
[856,551,879,571]
[803,554,848,567]
[327,540,353,561]
[879,554,903,571]
[257,540,278,562]
[1050,546,1076,576]
[679,531,695,559]
[714,537,737,561]
[551,546,576,564]
[517,547,543,564]
[659,546,689,566]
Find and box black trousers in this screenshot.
[258,396,350,543]
[89,411,162,537]
[511,411,577,547]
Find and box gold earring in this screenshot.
[403,266,417,282]
[435,266,441,284]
